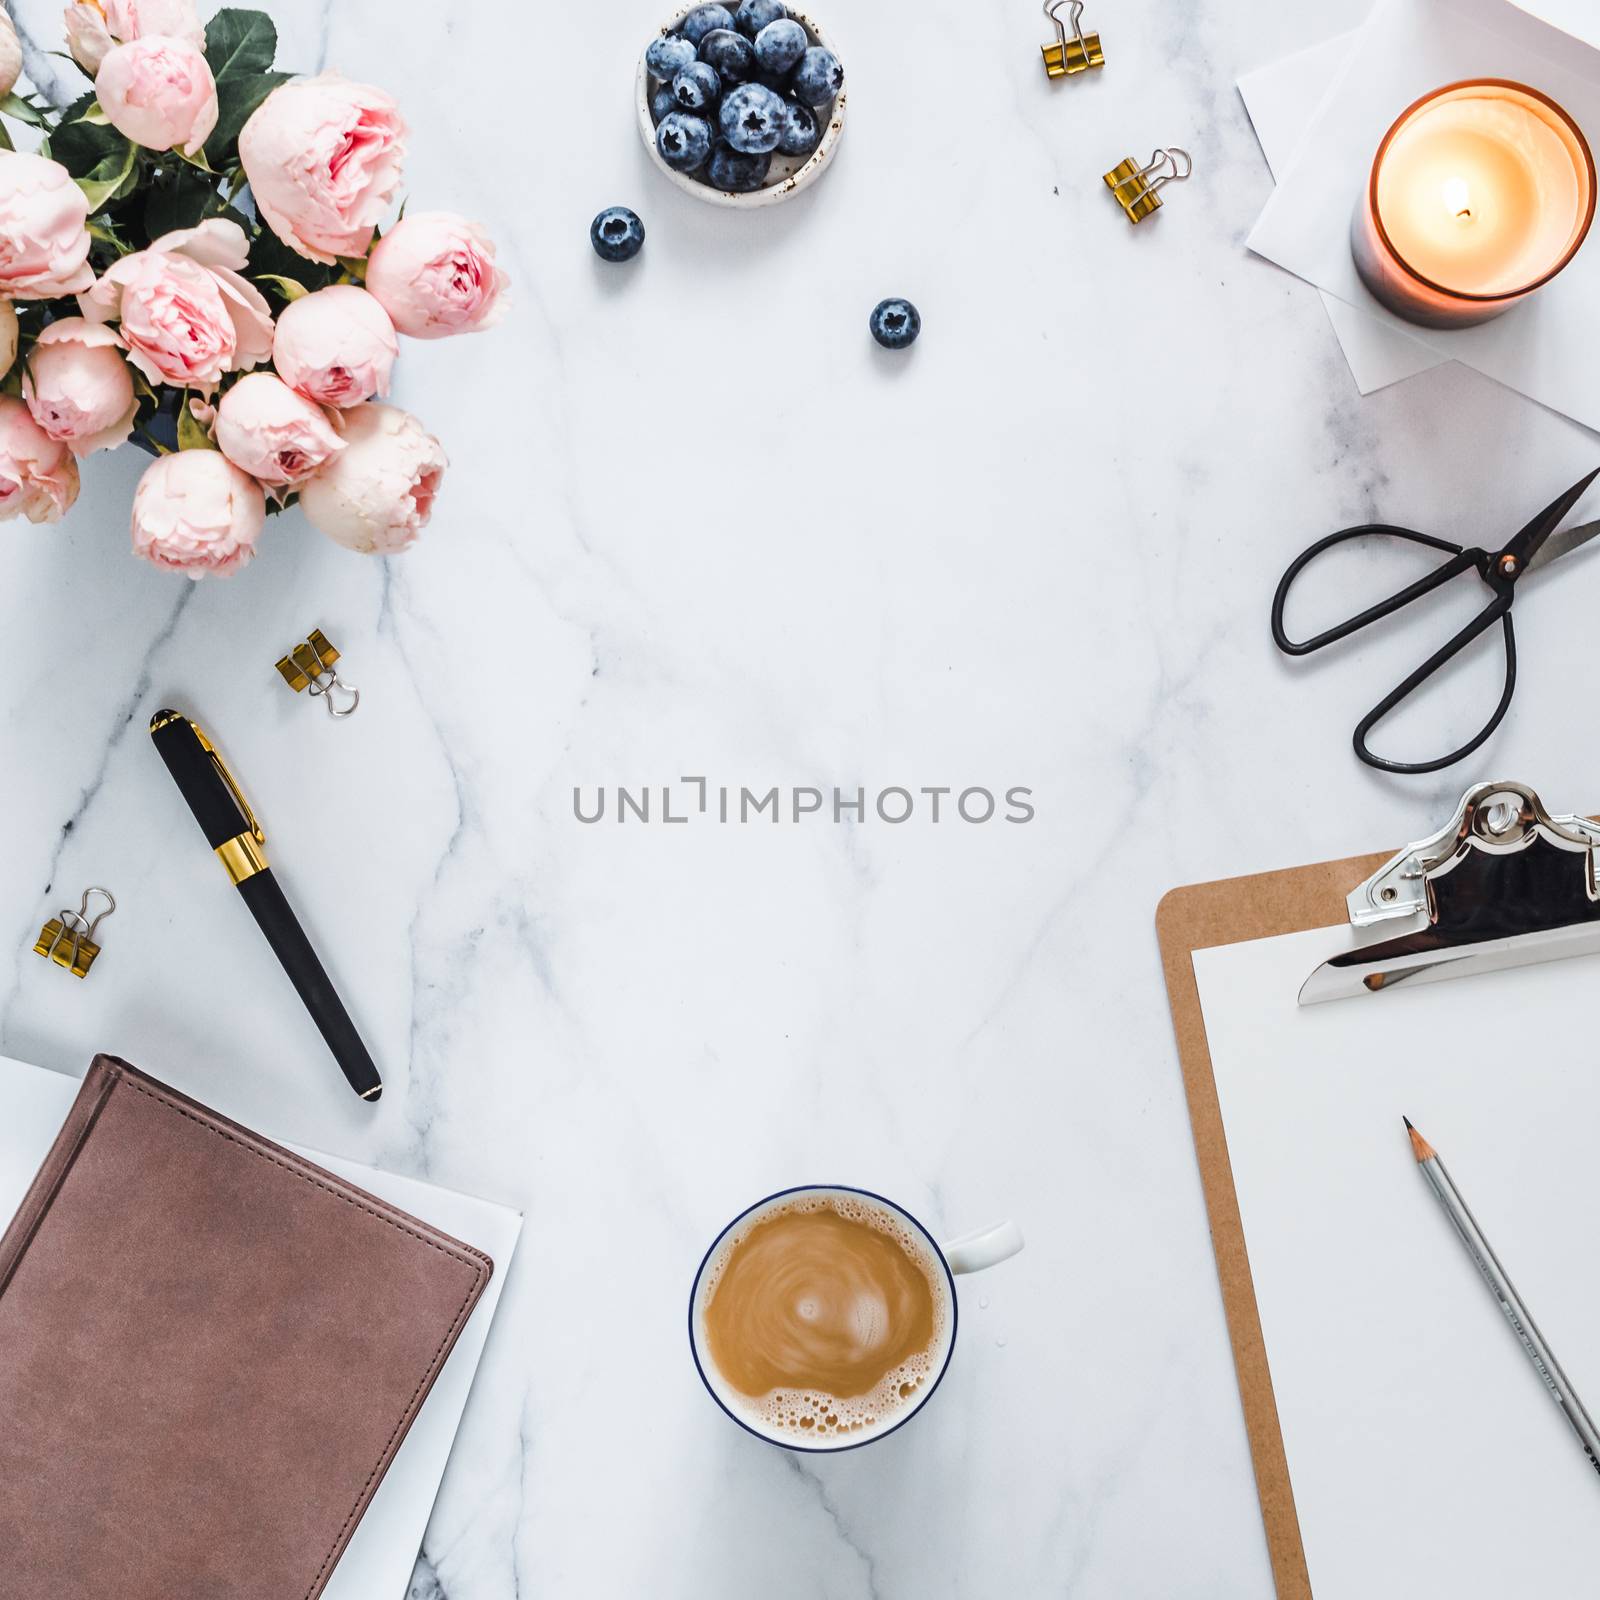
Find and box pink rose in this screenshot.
[64,0,204,74]
[104,0,204,42]
[365,213,509,341]
[239,74,407,265]
[215,373,344,486]
[96,35,217,155]
[271,284,396,408]
[0,151,94,299]
[0,10,21,100]
[131,449,265,578]
[299,403,445,554]
[80,218,273,391]
[22,318,136,456]
[0,396,80,523]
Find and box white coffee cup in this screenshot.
[688,1184,1023,1451]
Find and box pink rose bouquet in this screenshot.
[0,395,80,521]
[0,6,506,574]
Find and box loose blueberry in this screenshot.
[656,111,713,172]
[672,59,721,111]
[705,142,772,192]
[651,84,679,124]
[645,33,698,80]
[791,45,844,107]
[718,81,786,154]
[777,99,820,157]
[591,206,646,263]
[681,3,734,43]
[734,0,787,38]
[869,298,920,350]
[753,17,808,76]
[698,27,754,83]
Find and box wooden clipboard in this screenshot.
[1155,845,1391,1600]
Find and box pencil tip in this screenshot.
[1402,1115,1414,1130]
[1405,1119,1435,1162]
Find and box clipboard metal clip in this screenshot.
[1300,780,1600,1005]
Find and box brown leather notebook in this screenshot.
[0,1054,493,1600]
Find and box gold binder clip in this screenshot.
[1041,0,1103,78]
[1104,146,1192,223]
[276,628,360,718]
[33,887,115,979]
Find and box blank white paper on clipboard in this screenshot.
[1192,928,1600,1595]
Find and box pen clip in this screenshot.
[191,721,265,845]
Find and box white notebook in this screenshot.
[0,1054,521,1600]
[1193,931,1600,1597]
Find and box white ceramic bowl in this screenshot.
[636,7,846,208]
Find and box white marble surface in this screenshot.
[1,1,1598,1596]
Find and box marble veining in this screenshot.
[1,0,1598,1596]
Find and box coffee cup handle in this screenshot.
[941,1219,1024,1274]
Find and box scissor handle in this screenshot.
[1354,599,1516,775]
[1271,525,1476,656]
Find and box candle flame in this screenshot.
[1442,176,1473,222]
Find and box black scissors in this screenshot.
[1271,468,1600,776]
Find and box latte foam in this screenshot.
[699,1193,948,1439]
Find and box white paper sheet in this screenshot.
[0,1055,522,1600]
[1238,35,1445,393]
[1245,0,1600,431]
[1193,929,1600,1597]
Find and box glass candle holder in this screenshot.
[1351,79,1595,329]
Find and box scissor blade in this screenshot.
[1501,465,1600,568]
[1526,516,1600,572]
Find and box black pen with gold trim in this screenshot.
[150,710,382,1102]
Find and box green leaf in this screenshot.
[177,402,219,452]
[0,122,11,153]
[247,223,333,294]
[255,273,308,302]
[50,93,125,177]
[142,164,248,239]
[88,217,133,256]
[0,93,47,127]
[202,10,290,159]
[204,9,278,80]
[74,139,138,213]
[143,167,207,237]
[207,68,290,157]
[76,104,111,126]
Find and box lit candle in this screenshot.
[1351,79,1595,328]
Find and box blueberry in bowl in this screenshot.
[791,45,843,107]
[681,3,735,43]
[644,34,698,81]
[777,100,819,157]
[671,59,721,112]
[637,4,846,207]
[719,82,785,154]
[753,17,808,76]
[706,143,773,193]
[698,27,755,84]
[734,0,786,37]
[657,111,713,173]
